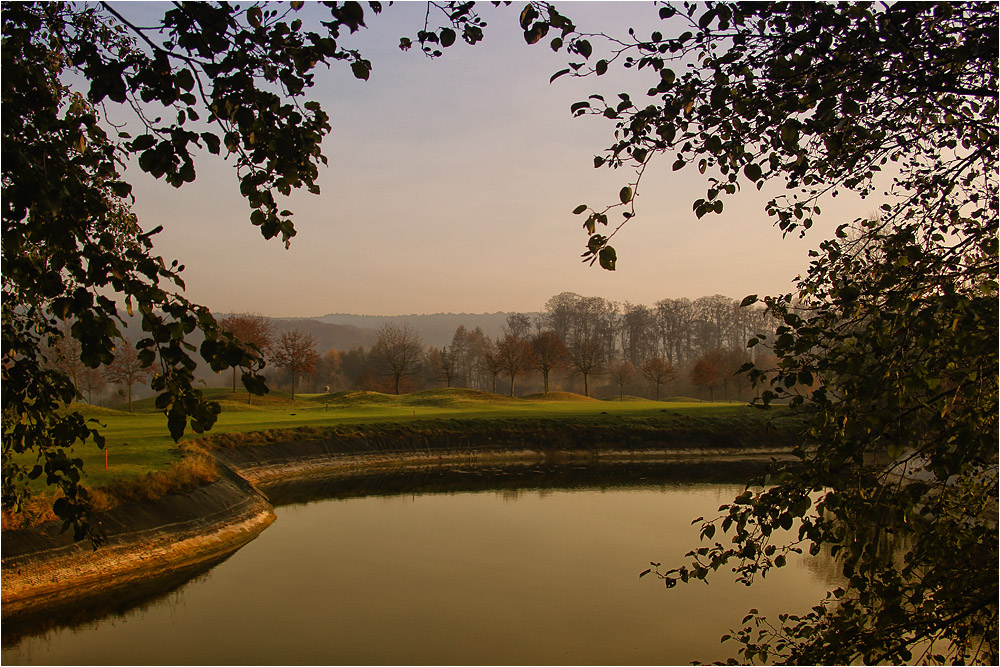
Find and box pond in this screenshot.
[2,461,839,665]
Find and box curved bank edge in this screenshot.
[1,475,275,623]
[2,425,797,623]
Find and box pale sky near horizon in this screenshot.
[120,1,878,318]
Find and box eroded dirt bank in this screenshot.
[2,419,797,625]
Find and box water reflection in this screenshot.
[259,458,782,507]
[3,458,834,666]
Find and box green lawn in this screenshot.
[34,387,775,490]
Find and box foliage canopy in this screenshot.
[523,1,997,663]
[1,0,397,539]
[2,0,996,663]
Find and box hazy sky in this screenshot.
[121,2,876,317]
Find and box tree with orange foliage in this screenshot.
[690,350,724,402]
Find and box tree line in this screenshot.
[48,292,777,404]
[206,292,776,401]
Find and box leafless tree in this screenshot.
[654,298,696,365]
[640,356,676,401]
[608,359,636,401]
[542,292,582,343]
[504,312,533,340]
[271,329,320,399]
[496,333,535,397]
[370,323,424,394]
[428,346,460,388]
[619,302,657,366]
[103,339,152,412]
[531,330,567,394]
[566,334,604,397]
[478,336,504,394]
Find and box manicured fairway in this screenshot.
[34,388,776,490]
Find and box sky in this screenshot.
[119,2,877,317]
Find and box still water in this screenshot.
[3,463,838,665]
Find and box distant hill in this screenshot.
[268,318,374,353]
[315,312,541,348]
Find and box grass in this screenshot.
[5,387,796,527]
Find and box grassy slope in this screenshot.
[29,388,792,491]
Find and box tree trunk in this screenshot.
[394,375,400,395]
[232,367,237,392]
[127,382,133,413]
[291,371,296,400]
[543,371,549,394]
[509,374,515,397]
[583,373,589,397]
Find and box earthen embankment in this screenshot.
[1,475,274,623]
[2,418,798,624]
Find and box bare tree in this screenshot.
[608,359,636,401]
[103,339,152,412]
[46,326,83,396]
[370,323,424,394]
[79,367,106,404]
[496,333,535,397]
[566,334,604,397]
[504,312,533,340]
[478,337,504,394]
[531,330,567,394]
[271,329,320,400]
[428,346,459,388]
[542,292,582,343]
[219,313,274,394]
[654,298,696,365]
[640,356,676,401]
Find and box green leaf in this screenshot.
[439,28,456,47]
[550,68,571,84]
[595,59,608,75]
[351,60,370,81]
[740,294,758,307]
[131,134,155,152]
[519,3,538,29]
[247,6,263,28]
[175,69,195,92]
[619,186,632,204]
[599,245,617,270]
[743,162,762,181]
[573,204,588,215]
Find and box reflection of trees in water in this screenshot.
[3,457,787,651]
[800,542,841,587]
[262,458,781,508]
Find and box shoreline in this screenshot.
[1,421,799,626]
